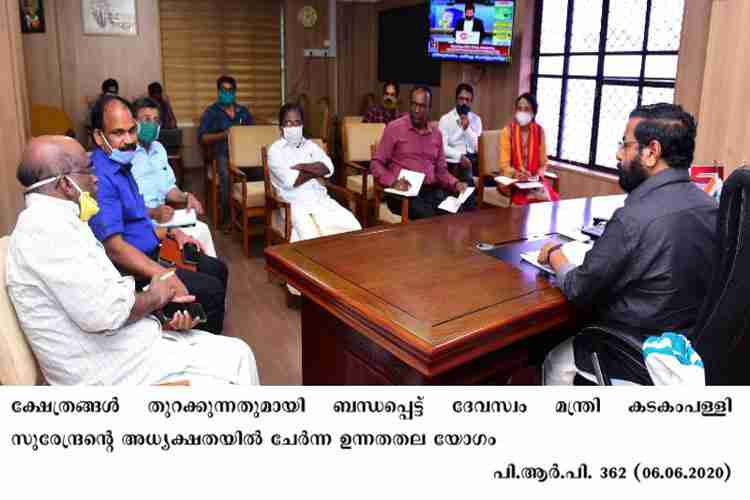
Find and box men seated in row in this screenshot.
[131,97,216,257]
[539,103,718,384]
[88,94,228,335]
[147,81,177,130]
[371,86,469,220]
[198,75,254,229]
[499,93,559,204]
[363,81,403,124]
[268,104,361,241]
[8,136,259,385]
[439,83,481,208]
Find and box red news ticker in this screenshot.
[437,42,509,57]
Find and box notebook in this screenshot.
[494,175,543,190]
[438,187,476,214]
[520,241,593,274]
[156,209,197,228]
[384,169,426,197]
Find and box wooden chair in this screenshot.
[159,128,184,187]
[200,140,219,228]
[228,125,281,256]
[476,130,560,207]
[476,130,511,208]
[30,104,75,138]
[369,144,409,225]
[306,97,333,146]
[262,140,356,247]
[341,122,386,226]
[340,115,363,127]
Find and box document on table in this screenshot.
[438,187,476,214]
[494,175,543,190]
[384,169,425,197]
[520,241,593,274]
[156,209,197,228]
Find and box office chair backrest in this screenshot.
[692,168,750,384]
[342,122,385,163]
[228,125,280,168]
[158,127,183,149]
[0,237,43,385]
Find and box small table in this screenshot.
[265,195,626,384]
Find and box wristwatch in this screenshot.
[183,191,190,203]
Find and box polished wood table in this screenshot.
[265,195,626,385]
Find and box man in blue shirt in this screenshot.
[131,97,216,257]
[88,94,228,335]
[198,75,254,228]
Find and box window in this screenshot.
[159,0,283,124]
[532,0,685,170]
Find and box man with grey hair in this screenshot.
[6,135,259,385]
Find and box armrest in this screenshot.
[544,171,558,180]
[578,324,649,386]
[229,164,246,181]
[343,160,368,172]
[326,181,357,202]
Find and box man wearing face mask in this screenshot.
[439,83,481,208]
[267,103,361,244]
[131,97,216,257]
[537,103,718,385]
[371,86,469,220]
[198,75,254,229]
[6,135,259,385]
[363,81,403,124]
[88,94,229,336]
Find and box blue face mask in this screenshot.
[100,131,137,165]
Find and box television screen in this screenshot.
[428,0,515,63]
[379,4,441,86]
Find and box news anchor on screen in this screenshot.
[453,2,486,44]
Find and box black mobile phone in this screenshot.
[155,302,207,325]
[182,242,200,265]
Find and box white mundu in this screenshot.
[6,194,259,386]
[267,137,361,242]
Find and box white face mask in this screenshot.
[515,111,533,127]
[283,126,304,146]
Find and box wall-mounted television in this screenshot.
[428,0,515,63]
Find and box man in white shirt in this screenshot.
[6,135,259,385]
[267,103,361,242]
[131,97,217,257]
[439,83,482,210]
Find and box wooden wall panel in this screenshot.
[0,0,29,234]
[285,0,335,108]
[21,0,62,108]
[336,1,378,117]
[673,0,712,118]
[693,0,750,177]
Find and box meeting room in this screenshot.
[0,0,746,387]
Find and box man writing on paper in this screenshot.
[537,103,718,385]
[371,86,469,220]
[131,97,216,257]
[88,95,228,335]
[439,82,481,209]
[7,136,259,385]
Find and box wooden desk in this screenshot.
[265,195,626,384]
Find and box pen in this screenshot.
[142,270,175,292]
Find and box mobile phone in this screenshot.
[156,302,207,325]
[182,242,200,265]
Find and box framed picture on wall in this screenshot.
[20,0,46,34]
[81,0,137,36]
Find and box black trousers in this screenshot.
[139,250,228,335]
[386,184,450,220]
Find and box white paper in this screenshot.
[156,209,197,228]
[438,187,476,214]
[520,241,593,274]
[494,175,542,190]
[384,169,426,197]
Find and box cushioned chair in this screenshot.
[0,236,44,385]
[261,140,355,247]
[476,130,510,208]
[228,125,280,256]
[341,122,386,226]
[369,144,407,225]
[341,115,363,127]
[306,97,332,146]
[590,167,750,385]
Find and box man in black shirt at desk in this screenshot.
[538,103,718,385]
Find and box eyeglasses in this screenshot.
[618,140,639,150]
